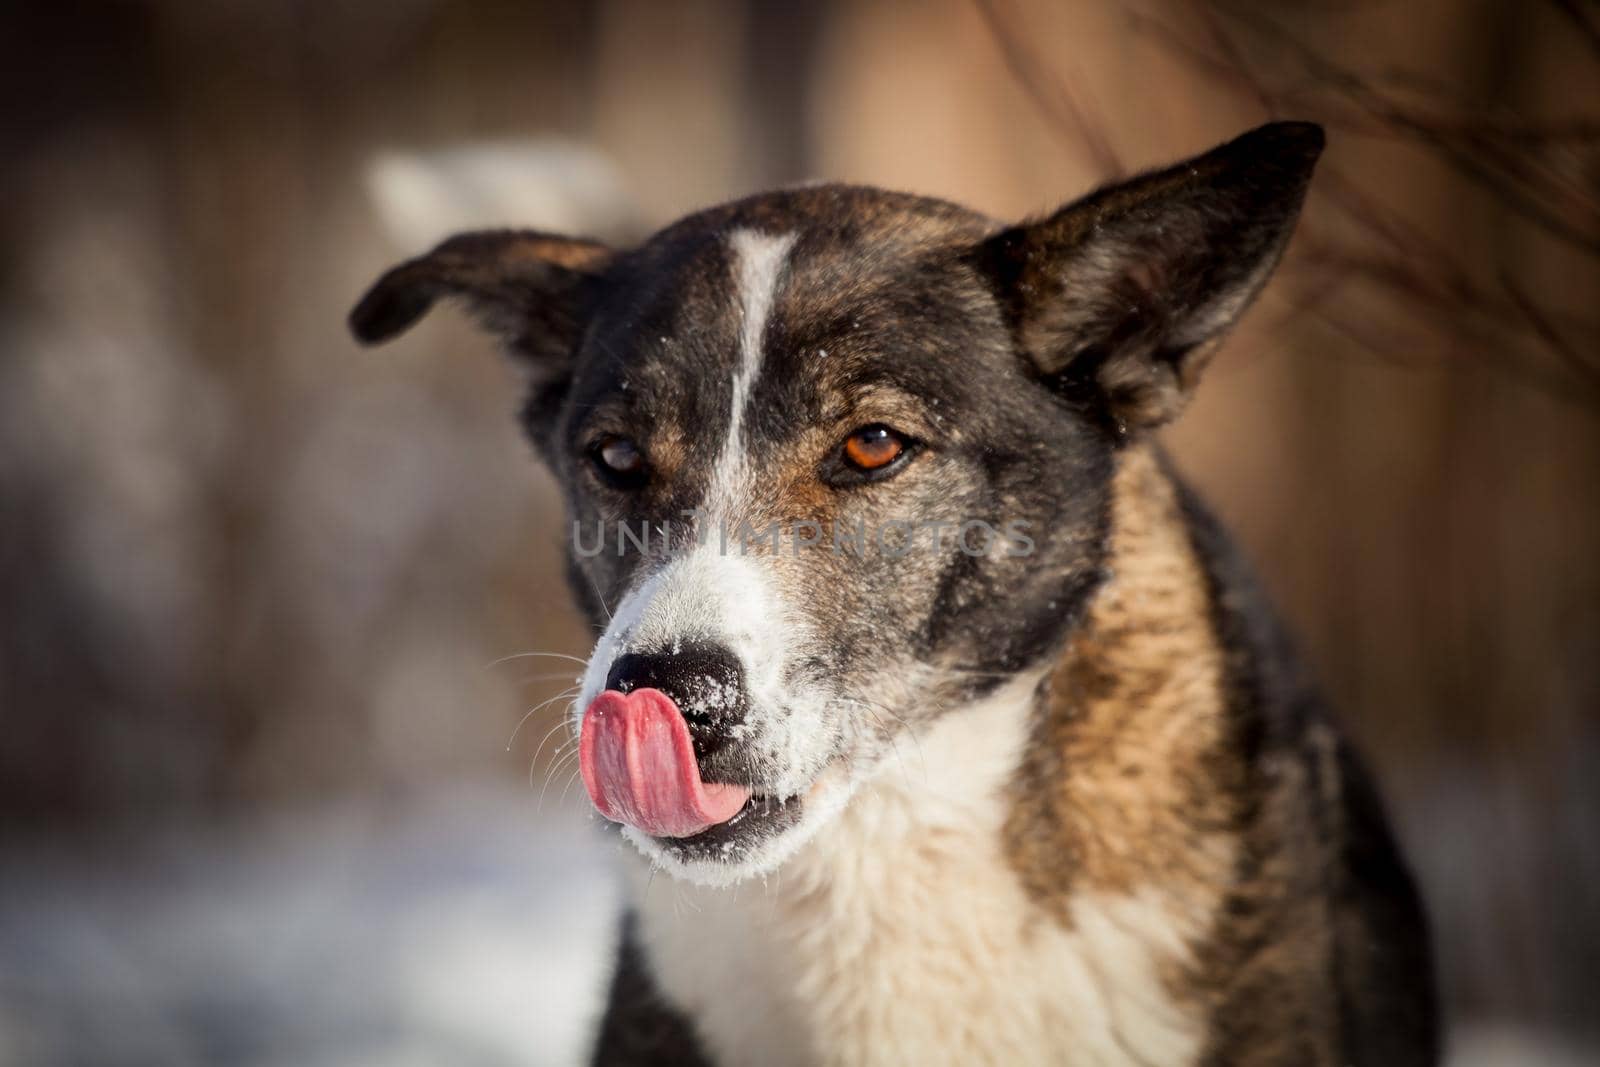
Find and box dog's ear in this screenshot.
[979,121,1323,432]
[348,229,613,379]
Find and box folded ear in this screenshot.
[979,121,1324,433]
[348,229,613,378]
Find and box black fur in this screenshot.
[591,914,713,1066]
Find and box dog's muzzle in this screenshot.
[580,643,756,839]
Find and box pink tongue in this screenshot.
[579,688,753,838]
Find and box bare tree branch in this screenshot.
[1216,3,1600,260]
[1549,0,1600,63]
[973,0,1124,179]
[1110,0,1600,411]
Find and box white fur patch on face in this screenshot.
[574,227,801,725]
[576,548,785,717]
[707,228,797,514]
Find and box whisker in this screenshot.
[675,883,700,921]
[557,762,585,808]
[585,569,614,624]
[537,749,582,808]
[855,704,911,785]
[515,670,585,687]
[484,650,588,670]
[521,709,580,777]
[539,741,580,785]
[850,695,931,780]
[940,664,1024,679]
[506,687,581,750]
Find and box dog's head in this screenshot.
[351,122,1322,884]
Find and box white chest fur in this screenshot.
[625,678,1209,1067]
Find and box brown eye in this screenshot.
[842,425,906,472]
[593,435,645,481]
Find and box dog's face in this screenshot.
[544,194,1117,880]
[352,123,1322,884]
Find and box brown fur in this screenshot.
[1005,444,1239,906]
[1004,443,1423,1064]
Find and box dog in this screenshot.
[350,121,1438,1066]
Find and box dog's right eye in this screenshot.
[843,426,905,471]
[591,435,647,487]
[822,424,918,487]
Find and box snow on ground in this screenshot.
[1447,1024,1600,1067]
[0,784,619,1067]
[1,784,1594,1066]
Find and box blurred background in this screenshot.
[2,1,1597,1063]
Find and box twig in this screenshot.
[972,0,1124,179]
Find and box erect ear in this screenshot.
[979,121,1324,433]
[348,229,613,379]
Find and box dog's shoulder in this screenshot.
[1001,445,1438,1064]
[1167,460,1440,1065]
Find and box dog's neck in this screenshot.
[628,442,1237,1066]
[1006,441,1242,913]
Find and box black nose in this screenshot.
[606,643,748,760]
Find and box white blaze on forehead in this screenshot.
[709,227,797,515]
